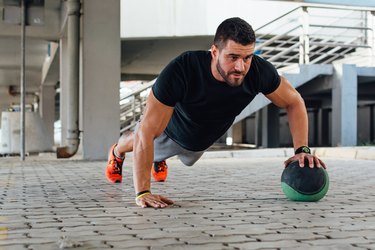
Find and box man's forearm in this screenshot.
[132,132,153,194]
[286,98,309,150]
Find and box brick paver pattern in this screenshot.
[0,155,374,249]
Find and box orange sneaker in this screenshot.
[105,144,124,183]
[151,160,168,182]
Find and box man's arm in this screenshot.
[266,76,326,169]
[133,90,175,208]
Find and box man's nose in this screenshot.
[234,59,245,72]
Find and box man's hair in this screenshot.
[213,17,256,50]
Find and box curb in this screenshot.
[202,148,293,159]
[202,146,375,161]
[313,146,375,160]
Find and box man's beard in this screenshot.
[216,59,244,87]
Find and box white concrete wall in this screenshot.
[303,0,375,7]
[121,0,298,38]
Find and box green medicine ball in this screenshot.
[281,160,329,202]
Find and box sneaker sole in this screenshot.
[105,172,122,183]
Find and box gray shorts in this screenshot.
[154,132,204,166]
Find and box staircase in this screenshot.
[255,5,372,68]
[120,80,154,133]
[120,4,374,133]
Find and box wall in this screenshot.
[121,0,298,38]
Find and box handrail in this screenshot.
[120,79,155,133]
[299,2,375,12]
[121,79,155,100]
[309,24,372,31]
[309,42,371,48]
[255,6,301,32]
[268,42,301,62]
[256,25,300,50]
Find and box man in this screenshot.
[106,17,326,208]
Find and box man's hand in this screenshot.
[284,153,327,169]
[135,193,174,208]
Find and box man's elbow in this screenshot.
[286,92,305,112]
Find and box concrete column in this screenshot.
[232,121,243,144]
[244,116,255,144]
[255,111,262,147]
[311,109,318,146]
[82,0,121,160]
[39,85,55,146]
[317,108,330,146]
[371,105,375,142]
[332,64,357,146]
[59,37,68,146]
[261,104,280,148]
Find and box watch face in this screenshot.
[302,146,310,153]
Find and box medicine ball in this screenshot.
[281,160,329,202]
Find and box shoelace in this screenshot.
[110,159,122,174]
[155,161,167,172]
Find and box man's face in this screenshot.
[211,40,255,87]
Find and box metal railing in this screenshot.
[255,4,374,68]
[120,80,154,133]
[120,3,375,133]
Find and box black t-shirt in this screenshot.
[152,50,280,151]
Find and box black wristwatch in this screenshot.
[295,146,311,155]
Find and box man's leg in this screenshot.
[114,131,134,157]
[178,150,204,166]
[106,131,134,183]
[152,132,183,182]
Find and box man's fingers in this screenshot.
[296,153,307,167]
[314,157,326,168]
[311,156,327,169]
[298,157,305,168]
[284,156,294,167]
[308,156,315,168]
[318,158,327,169]
[135,194,174,208]
[159,195,174,205]
[284,153,327,169]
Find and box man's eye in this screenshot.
[244,56,252,62]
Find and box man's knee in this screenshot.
[179,153,204,166]
[180,159,196,166]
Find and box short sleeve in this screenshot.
[152,57,186,107]
[259,58,281,95]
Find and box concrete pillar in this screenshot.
[317,108,330,146]
[261,104,280,148]
[39,85,55,146]
[311,109,318,146]
[82,0,121,160]
[59,37,68,146]
[255,111,262,147]
[371,105,374,142]
[332,64,357,146]
[232,121,243,144]
[244,116,255,144]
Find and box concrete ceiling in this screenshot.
[121,36,214,80]
[0,0,62,111]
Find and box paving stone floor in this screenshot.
[0,154,375,249]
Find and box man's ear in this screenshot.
[211,44,218,59]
